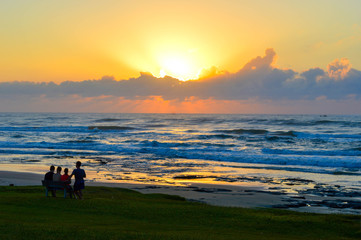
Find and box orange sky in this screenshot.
[1,0,361,83]
[1,1,361,114]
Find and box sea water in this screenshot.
[0,113,360,190]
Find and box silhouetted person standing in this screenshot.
[69,161,86,199]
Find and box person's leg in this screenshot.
[78,189,83,199]
[67,186,73,199]
[73,184,79,199]
[74,190,81,199]
[70,187,74,199]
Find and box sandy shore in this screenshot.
[1,170,361,215]
[0,170,288,208]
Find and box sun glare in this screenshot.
[157,53,200,81]
[159,69,166,78]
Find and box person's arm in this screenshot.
[66,175,71,184]
[69,169,75,179]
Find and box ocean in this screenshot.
[1,113,361,204]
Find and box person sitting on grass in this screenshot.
[61,168,74,199]
[69,161,86,200]
[53,166,62,182]
[44,165,56,197]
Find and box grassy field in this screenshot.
[0,186,360,240]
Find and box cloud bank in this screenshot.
[1,49,361,113]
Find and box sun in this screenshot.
[157,53,198,81]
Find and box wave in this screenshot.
[198,134,235,139]
[219,128,268,135]
[144,124,168,128]
[289,119,341,126]
[271,131,297,137]
[11,134,25,138]
[163,117,221,125]
[314,120,337,124]
[187,117,223,124]
[0,148,99,156]
[217,129,297,137]
[0,126,89,133]
[93,118,126,123]
[64,140,97,144]
[297,132,361,139]
[262,148,361,157]
[0,125,139,133]
[139,140,235,148]
[349,147,361,151]
[44,116,70,120]
[268,119,361,127]
[0,141,108,153]
[2,140,361,170]
[88,126,136,131]
[265,136,296,143]
[126,144,361,169]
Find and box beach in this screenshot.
[0,169,286,208]
[1,113,361,215]
[1,167,361,215]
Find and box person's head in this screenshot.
[50,165,55,172]
[64,168,69,175]
[76,161,81,169]
[56,166,62,173]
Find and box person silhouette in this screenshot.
[44,165,56,197]
[69,161,86,199]
[53,166,62,181]
[44,165,55,181]
[61,168,74,199]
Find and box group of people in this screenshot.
[44,161,86,199]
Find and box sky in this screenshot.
[1,0,361,114]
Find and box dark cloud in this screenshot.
[1,49,361,101]
[241,48,277,72]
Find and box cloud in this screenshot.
[198,66,227,79]
[327,58,351,80]
[240,48,277,71]
[1,48,361,113]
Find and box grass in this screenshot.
[0,186,360,240]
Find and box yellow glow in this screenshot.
[159,69,166,78]
[1,1,360,83]
[158,54,196,80]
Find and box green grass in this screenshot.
[0,186,360,240]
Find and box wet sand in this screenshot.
[1,170,361,215]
